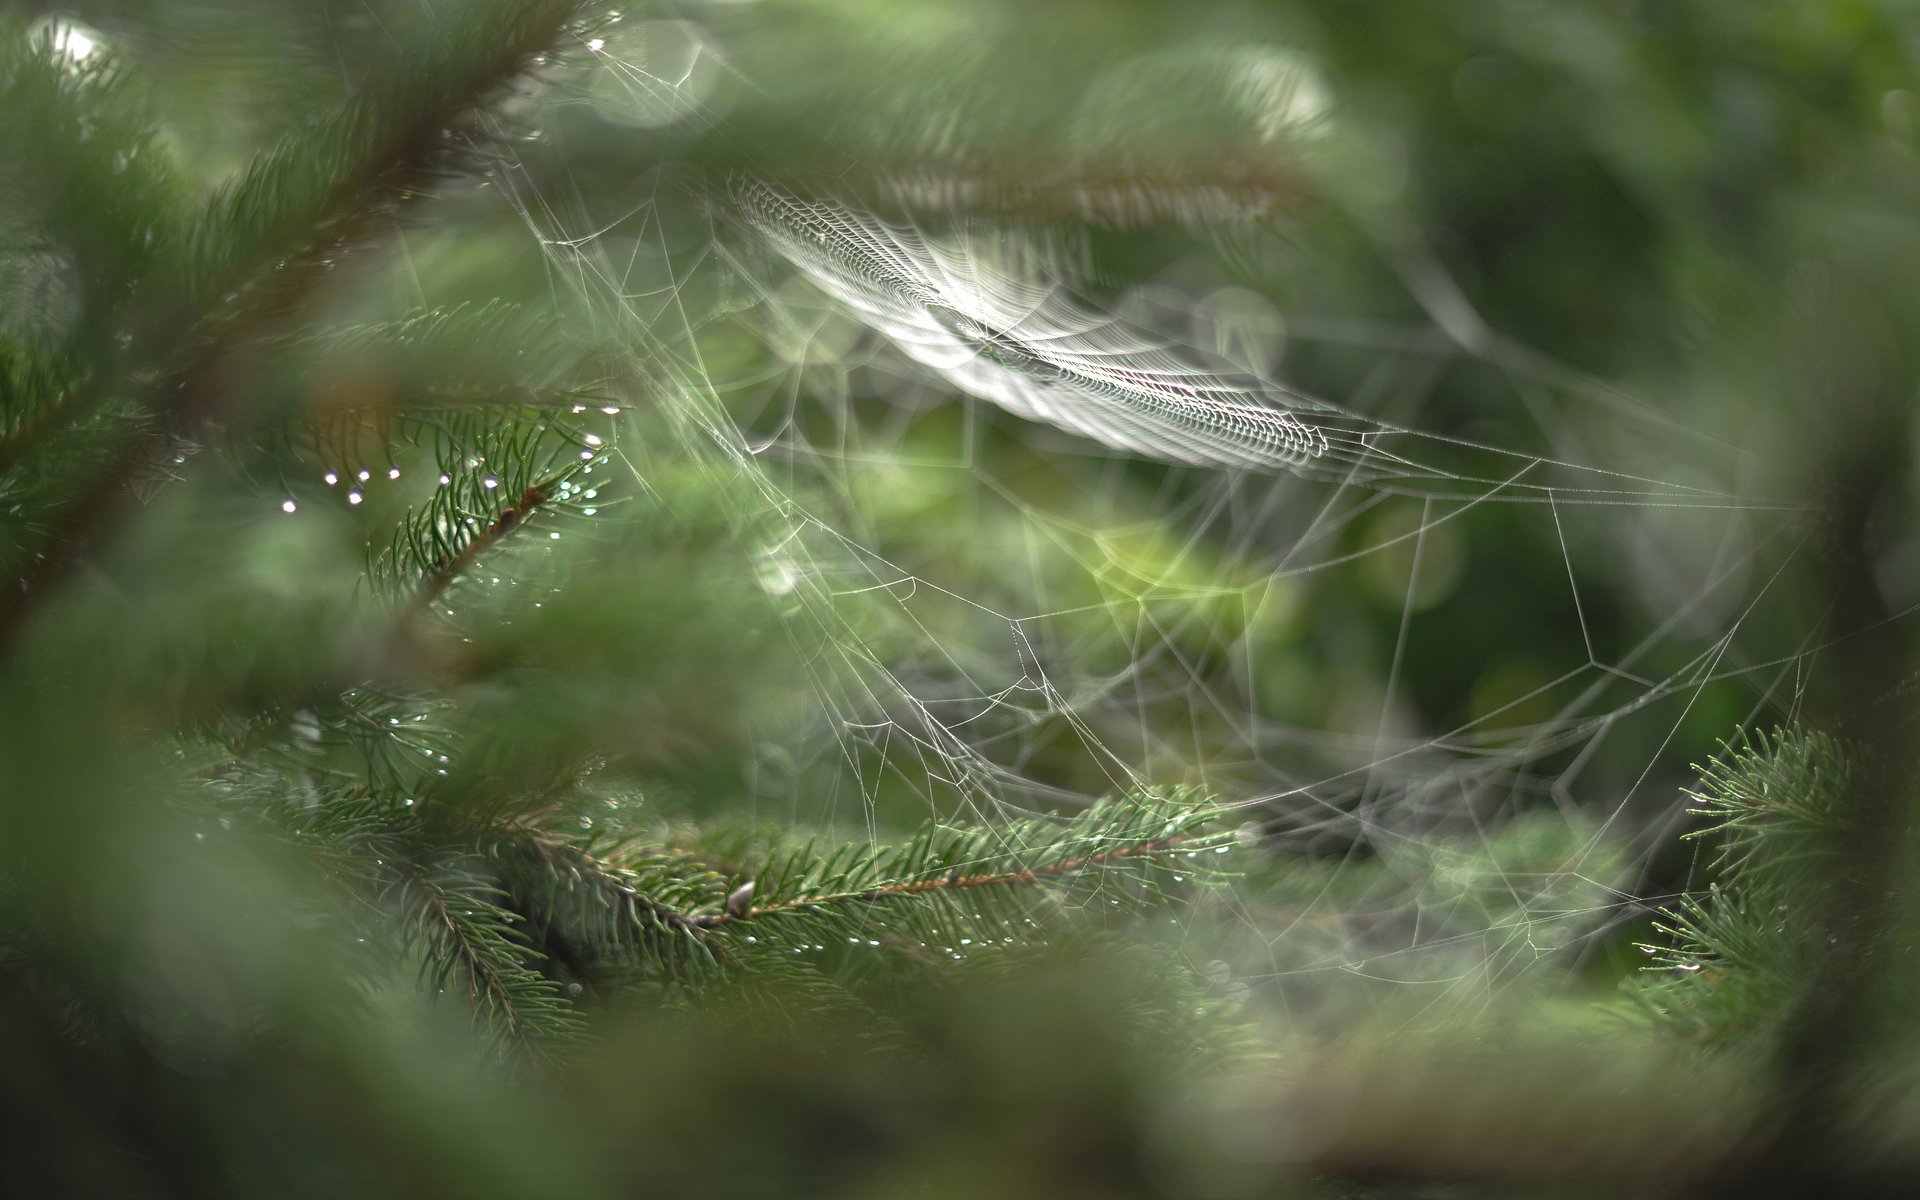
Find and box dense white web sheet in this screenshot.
[731,179,1329,471]
[478,34,1838,1020]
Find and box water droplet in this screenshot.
[356,468,371,483]
[579,450,595,461]
[600,405,620,415]
[583,433,603,447]
[438,473,452,486]
[482,476,499,490]
[388,466,401,480]
[549,532,560,540]
[578,816,594,829]
[347,491,363,505]
[323,471,339,486]
[281,497,297,514]
[587,37,605,52]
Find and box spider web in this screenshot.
[480,23,1829,1024]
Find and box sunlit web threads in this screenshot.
[731,180,1329,472]
[494,129,1811,1020]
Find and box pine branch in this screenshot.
[391,853,587,1057]
[696,792,1232,959]
[1683,728,1853,879]
[430,793,1228,1011]
[375,408,597,609]
[486,826,728,988]
[198,409,597,772]
[171,2,587,337]
[739,827,1206,919]
[0,354,85,474]
[1626,728,1855,1044]
[0,1,594,660]
[208,686,450,788]
[0,21,176,473]
[226,780,588,1056]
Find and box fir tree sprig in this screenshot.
[375,408,596,608]
[1682,727,1853,879]
[222,779,590,1056]
[484,827,729,989]
[209,684,451,787]
[205,757,1232,1058]
[698,791,1232,958]
[170,1,589,335]
[390,850,589,1058]
[1626,728,1853,1043]
[0,2,596,658]
[0,21,179,558]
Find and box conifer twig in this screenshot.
[728,833,1199,923]
[396,856,585,1056]
[0,1,592,660]
[413,481,552,613]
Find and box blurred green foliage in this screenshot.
[6,0,1920,1195]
